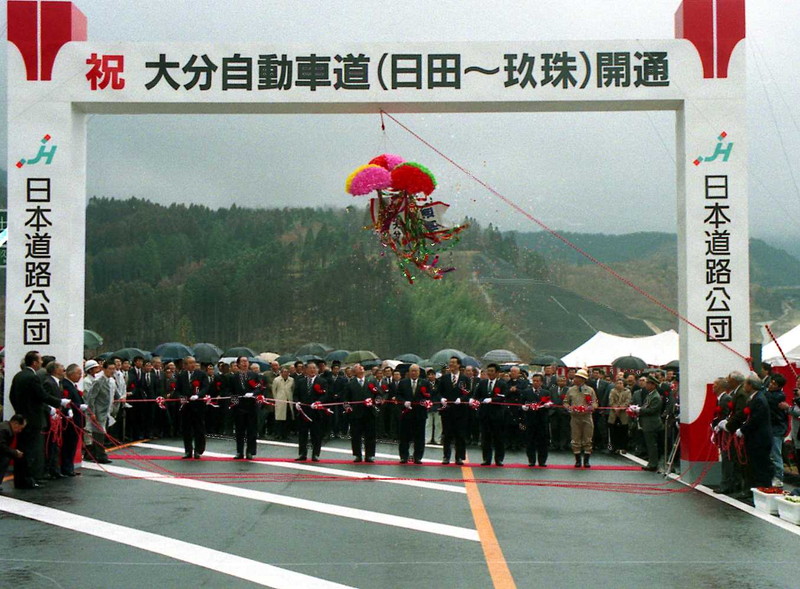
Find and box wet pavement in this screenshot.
[0,437,797,588]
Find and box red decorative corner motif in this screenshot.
[679,383,719,462]
[8,1,87,81]
[675,0,745,79]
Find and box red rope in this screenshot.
[378,109,752,366]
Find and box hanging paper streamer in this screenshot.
[345,154,468,283]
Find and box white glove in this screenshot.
[735,429,744,438]
[67,409,74,419]
[190,395,198,401]
[440,398,448,407]
[80,404,88,411]
[50,407,57,417]
[455,398,461,405]
[244,392,254,398]
[482,397,492,404]
[404,401,412,409]
[544,402,554,408]
[716,419,728,432]
[60,398,70,407]
[295,402,302,410]
[521,404,530,411]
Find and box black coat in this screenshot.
[62,379,86,429]
[474,378,508,423]
[10,368,60,431]
[295,375,329,406]
[438,372,471,403]
[740,390,773,451]
[229,370,261,412]
[396,377,431,419]
[343,377,376,418]
[520,387,551,426]
[127,367,147,399]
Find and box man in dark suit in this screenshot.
[521,373,552,467]
[9,351,65,487]
[175,356,209,459]
[710,377,736,494]
[474,363,508,466]
[396,364,430,464]
[294,361,328,462]
[229,356,261,459]
[438,356,471,465]
[126,356,147,440]
[61,363,88,476]
[344,363,379,463]
[727,373,774,489]
[41,361,69,480]
[0,415,28,490]
[589,368,611,453]
[464,366,481,445]
[506,366,529,452]
[548,375,571,451]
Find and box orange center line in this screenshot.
[462,464,516,589]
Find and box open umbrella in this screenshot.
[192,343,223,364]
[361,358,382,369]
[222,346,257,358]
[325,349,350,363]
[428,348,467,368]
[259,352,280,363]
[111,347,151,361]
[298,354,324,363]
[462,355,482,369]
[482,349,520,363]
[345,350,379,364]
[84,329,103,349]
[394,353,424,364]
[276,354,299,366]
[532,355,566,367]
[295,343,334,357]
[662,359,680,370]
[612,355,648,371]
[152,342,193,361]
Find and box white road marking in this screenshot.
[135,442,465,494]
[256,438,441,463]
[622,453,800,538]
[0,495,354,589]
[82,462,479,542]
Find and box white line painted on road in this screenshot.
[256,438,441,463]
[82,462,479,542]
[0,495,354,589]
[135,442,465,494]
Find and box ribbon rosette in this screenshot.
[493,386,501,394]
[421,399,433,410]
[368,383,378,393]
[743,406,751,419]
[169,382,176,392]
[256,394,268,406]
[364,397,374,408]
[156,396,167,410]
[248,379,260,390]
[192,379,201,393]
[727,401,734,411]
[204,395,219,408]
[469,398,480,410]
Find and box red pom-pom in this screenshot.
[743,407,751,416]
[493,387,500,394]
[192,380,200,388]
[542,396,551,404]
[585,394,592,403]
[314,383,323,393]
[391,163,437,195]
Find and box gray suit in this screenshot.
[86,375,115,462]
[639,389,664,468]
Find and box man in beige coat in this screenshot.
[271,366,295,440]
[608,378,632,453]
[564,369,598,468]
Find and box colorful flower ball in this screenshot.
[390,162,437,196]
[345,164,393,196]
[368,153,405,171]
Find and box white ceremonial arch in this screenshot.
[5,0,749,477]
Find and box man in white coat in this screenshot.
[271,366,295,440]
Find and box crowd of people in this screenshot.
[1,349,797,503]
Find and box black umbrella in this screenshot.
[152,342,193,361]
[395,353,424,364]
[84,329,103,349]
[223,346,257,358]
[531,355,566,367]
[193,343,223,364]
[662,359,680,370]
[612,355,648,371]
[462,355,482,369]
[325,349,350,363]
[276,354,299,366]
[298,354,324,363]
[111,347,151,361]
[295,342,334,357]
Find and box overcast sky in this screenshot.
[2,1,799,249]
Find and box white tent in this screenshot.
[561,330,679,368]
[762,323,800,365]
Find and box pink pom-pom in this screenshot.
[345,164,393,196]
